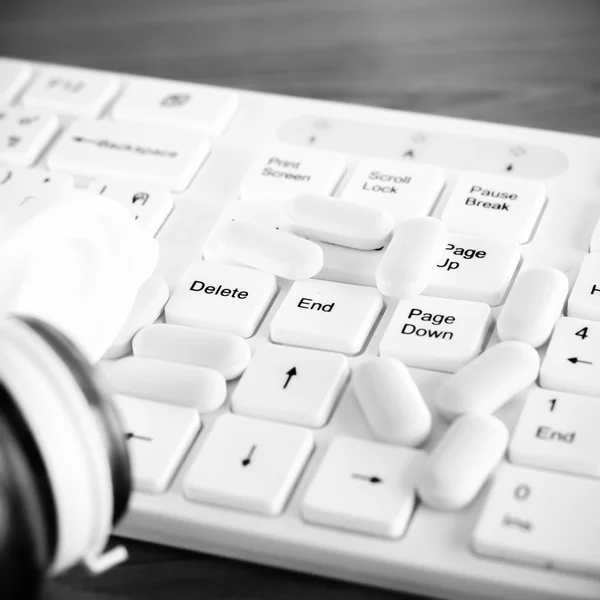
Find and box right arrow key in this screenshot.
[301,436,425,538]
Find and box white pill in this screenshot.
[375,217,447,298]
[104,275,170,359]
[107,356,226,412]
[285,194,394,250]
[132,324,251,380]
[496,267,568,348]
[436,341,539,420]
[353,357,432,447]
[417,414,509,510]
[211,219,323,280]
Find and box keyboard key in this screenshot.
[353,358,431,447]
[0,166,73,215]
[472,463,600,577]
[133,324,251,380]
[315,242,382,286]
[107,356,226,412]
[208,220,324,280]
[567,254,600,320]
[232,344,348,427]
[340,158,445,222]
[183,413,313,515]
[113,394,201,493]
[285,194,394,250]
[270,279,382,354]
[436,341,540,420]
[0,107,59,166]
[301,436,424,538]
[88,179,173,236]
[112,80,238,136]
[240,145,345,202]
[0,59,32,104]
[104,275,169,359]
[165,261,277,338]
[47,119,210,191]
[21,67,119,117]
[417,414,508,510]
[424,233,520,305]
[375,217,447,299]
[497,267,568,347]
[441,173,545,243]
[509,388,600,478]
[379,295,491,372]
[540,316,600,395]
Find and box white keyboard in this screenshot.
[3,57,600,600]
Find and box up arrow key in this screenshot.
[283,367,297,389]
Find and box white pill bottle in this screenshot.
[0,192,155,599]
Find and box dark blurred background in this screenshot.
[1,0,600,134]
[1,1,600,599]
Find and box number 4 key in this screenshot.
[540,317,600,395]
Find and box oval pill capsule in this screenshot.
[436,341,539,420]
[375,217,447,299]
[285,194,394,250]
[108,356,226,412]
[104,275,169,359]
[497,266,568,347]
[353,357,432,447]
[417,414,509,510]
[133,323,251,380]
[212,219,323,280]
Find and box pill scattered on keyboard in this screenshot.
[496,267,568,347]
[375,217,447,298]
[107,356,226,412]
[104,275,169,359]
[210,220,324,280]
[417,414,509,511]
[353,358,431,447]
[435,341,540,420]
[285,194,394,250]
[132,324,251,380]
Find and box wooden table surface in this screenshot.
[1,1,600,599]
